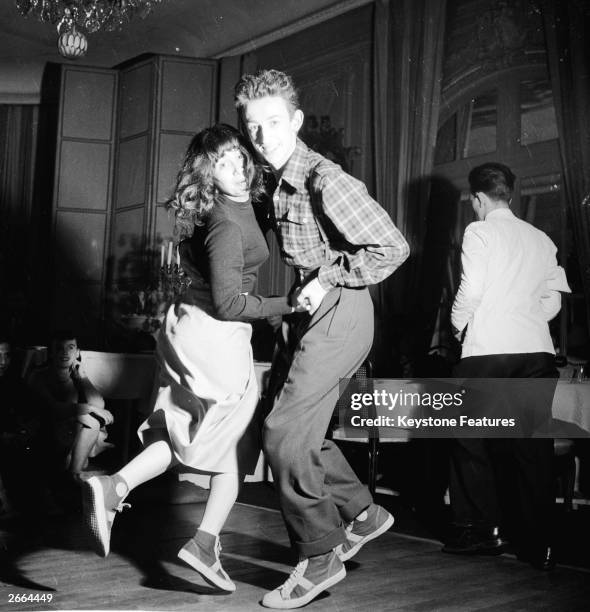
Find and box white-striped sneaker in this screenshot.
[261,550,345,609]
[178,535,235,592]
[336,504,394,562]
[82,475,130,557]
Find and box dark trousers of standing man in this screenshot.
[449,352,558,554]
[263,286,374,559]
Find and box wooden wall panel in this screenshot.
[160,59,217,133]
[55,211,106,281]
[154,204,175,251]
[218,55,241,126]
[111,208,146,281]
[119,62,152,139]
[58,141,111,210]
[61,69,115,140]
[156,132,193,203]
[111,56,217,289]
[111,59,154,288]
[50,65,117,343]
[115,136,148,209]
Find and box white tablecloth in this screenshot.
[552,380,590,434]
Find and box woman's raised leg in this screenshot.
[82,439,174,557]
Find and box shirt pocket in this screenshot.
[281,206,319,246]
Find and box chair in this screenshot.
[554,438,576,511]
[331,360,409,495]
[80,350,158,462]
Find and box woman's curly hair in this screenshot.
[168,123,264,242]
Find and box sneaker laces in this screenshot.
[104,477,131,514]
[212,539,232,582]
[114,501,131,513]
[280,560,307,597]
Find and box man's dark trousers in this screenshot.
[450,352,558,552]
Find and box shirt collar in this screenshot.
[486,207,514,220]
[278,138,308,193]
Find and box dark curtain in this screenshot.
[542,0,590,335]
[372,0,447,374]
[0,105,39,337]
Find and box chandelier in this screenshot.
[15,1,163,59]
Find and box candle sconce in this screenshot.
[156,261,192,311]
[113,242,191,335]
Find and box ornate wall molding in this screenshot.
[442,0,546,94]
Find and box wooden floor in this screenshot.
[2,493,590,612]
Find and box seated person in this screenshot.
[28,330,114,482]
[0,331,45,514]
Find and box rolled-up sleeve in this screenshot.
[316,172,410,289]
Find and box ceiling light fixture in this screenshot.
[15,0,163,59]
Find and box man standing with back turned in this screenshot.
[234,69,409,608]
[446,162,570,570]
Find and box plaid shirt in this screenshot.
[268,138,409,289]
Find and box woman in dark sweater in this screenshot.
[83,124,296,591]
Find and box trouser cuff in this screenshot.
[339,486,373,523]
[296,525,346,559]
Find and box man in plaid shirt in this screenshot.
[235,69,409,609]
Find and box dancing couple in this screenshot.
[83,68,409,609]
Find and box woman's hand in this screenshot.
[295,278,328,314]
[290,288,310,313]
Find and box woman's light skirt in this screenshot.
[138,302,260,474]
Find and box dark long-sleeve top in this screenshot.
[179,194,292,322]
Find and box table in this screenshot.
[552,380,590,435]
